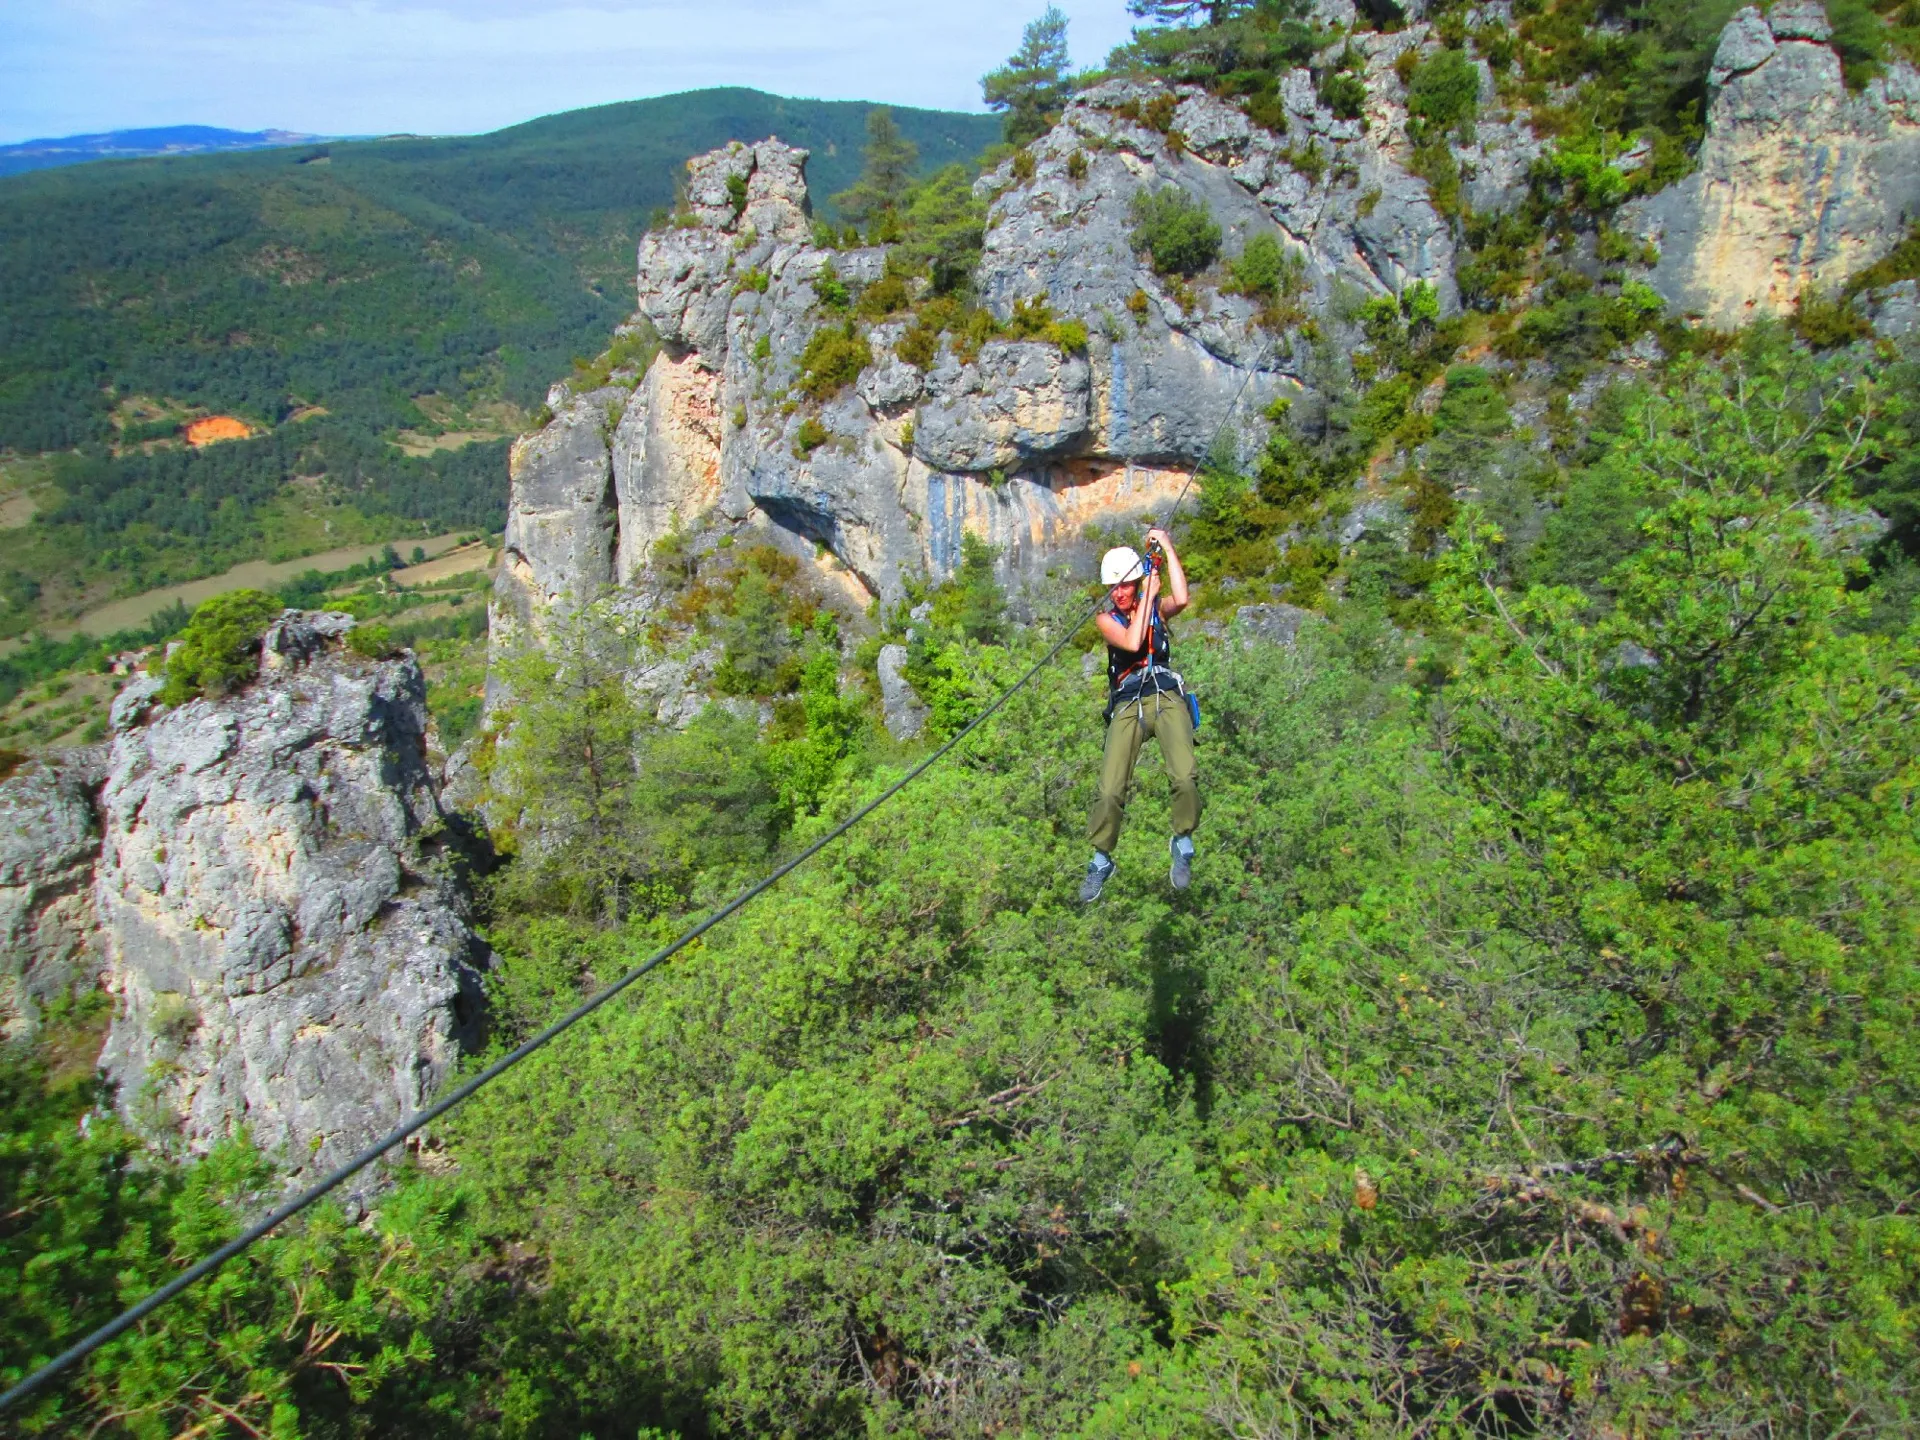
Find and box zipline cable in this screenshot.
[0,336,1275,1417]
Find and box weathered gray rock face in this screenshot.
[0,756,104,1038]
[494,61,1478,629]
[1624,3,1920,325]
[492,384,624,652]
[915,342,1092,473]
[95,614,486,1184]
[876,644,928,741]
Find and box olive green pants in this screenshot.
[1089,689,1200,854]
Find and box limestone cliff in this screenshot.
[481,2,1920,700]
[1624,1,1920,326]
[0,614,487,1187]
[0,753,104,1039]
[492,58,1468,638]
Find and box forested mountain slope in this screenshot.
[0,127,328,180]
[0,91,998,633]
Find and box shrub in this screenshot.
[928,533,1007,644]
[346,623,400,660]
[1282,141,1327,183]
[733,267,770,295]
[159,590,283,705]
[1011,148,1037,182]
[1066,149,1088,181]
[1402,279,1441,328]
[1226,233,1300,301]
[725,172,748,219]
[1129,187,1222,278]
[1795,288,1873,348]
[1475,22,1516,70]
[1317,49,1369,121]
[896,321,939,370]
[855,270,911,319]
[1046,317,1090,351]
[795,322,870,399]
[1407,47,1480,135]
[1004,296,1088,351]
[812,267,851,312]
[793,417,830,458]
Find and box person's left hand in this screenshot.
[1145,526,1171,550]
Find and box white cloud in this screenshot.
[0,0,1139,142]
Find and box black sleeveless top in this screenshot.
[1105,599,1174,699]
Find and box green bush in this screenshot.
[1317,47,1369,120]
[793,416,830,457]
[1004,296,1088,351]
[927,533,1007,644]
[1406,46,1480,135]
[812,267,852,312]
[715,564,799,696]
[855,269,911,319]
[159,589,284,705]
[1795,287,1873,348]
[1128,187,1222,278]
[795,321,871,399]
[1225,232,1288,299]
[346,622,400,660]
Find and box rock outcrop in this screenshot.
[488,3,1920,682]
[1624,3,1920,325]
[0,754,104,1038]
[90,614,486,1184]
[492,60,1473,634]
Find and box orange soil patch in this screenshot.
[184,415,252,447]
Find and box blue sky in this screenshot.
[1,1,1140,143]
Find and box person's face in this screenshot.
[1110,579,1140,610]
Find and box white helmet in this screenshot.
[1100,546,1146,585]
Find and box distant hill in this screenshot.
[0,87,999,632]
[0,89,998,452]
[0,125,328,178]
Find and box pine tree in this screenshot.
[981,6,1075,146]
[1126,0,1250,24]
[830,108,919,232]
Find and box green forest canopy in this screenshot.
[0,88,999,452]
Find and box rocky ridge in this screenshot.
[0,752,105,1039]
[494,3,1920,672]
[1624,2,1920,325]
[0,614,487,1187]
[491,52,1477,645]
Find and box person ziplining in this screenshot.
[1081,525,1200,902]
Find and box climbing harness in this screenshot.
[1102,558,1196,733]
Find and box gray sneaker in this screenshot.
[1080,853,1116,903]
[1170,834,1194,890]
